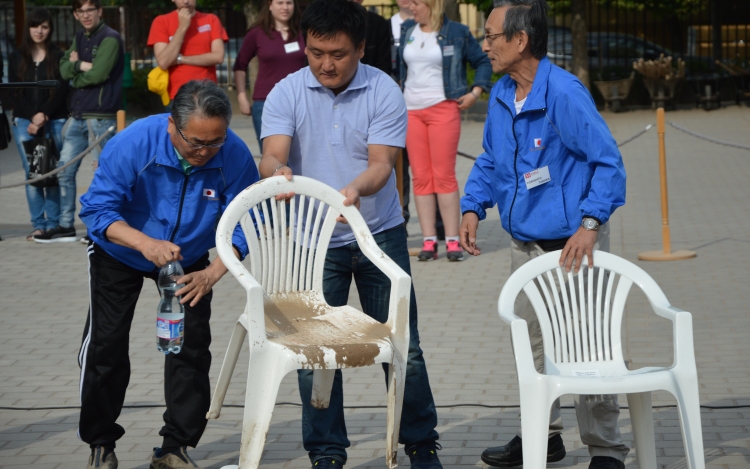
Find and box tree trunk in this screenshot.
[570,0,589,88]
[444,0,460,23]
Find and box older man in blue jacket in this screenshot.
[77,80,259,469]
[459,1,627,469]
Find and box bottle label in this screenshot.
[156,318,184,340]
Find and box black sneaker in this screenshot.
[588,456,625,469]
[87,446,118,469]
[481,434,565,467]
[417,240,438,261]
[406,442,442,469]
[33,225,76,243]
[312,456,344,469]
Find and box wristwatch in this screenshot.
[581,217,600,231]
[177,54,183,65]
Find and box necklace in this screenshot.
[419,28,434,48]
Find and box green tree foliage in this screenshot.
[462,0,705,18]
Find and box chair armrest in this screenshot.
[355,230,411,338]
[650,302,685,321]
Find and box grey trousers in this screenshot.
[511,224,629,461]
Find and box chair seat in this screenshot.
[263,292,392,368]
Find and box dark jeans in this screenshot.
[297,224,439,463]
[251,99,264,152]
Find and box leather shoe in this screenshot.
[481,434,566,467]
[588,456,624,469]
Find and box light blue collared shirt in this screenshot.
[261,64,407,247]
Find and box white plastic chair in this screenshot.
[499,250,704,469]
[208,176,410,469]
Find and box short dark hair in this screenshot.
[493,0,548,59]
[171,80,233,129]
[300,0,367,48]
[73,0,101,11]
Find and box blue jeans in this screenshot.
[297,224,439,463]
[58,117,116,229]
[251,99,264,151]
[12,117,66,230]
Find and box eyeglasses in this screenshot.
[484,31,508,45]
[75,7,99,17]
[176,125,227,150]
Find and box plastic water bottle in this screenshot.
[156,261,185,354]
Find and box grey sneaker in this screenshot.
[150,447,201,469]
[87,447,117,469]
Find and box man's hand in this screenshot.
[459,211,481,256]
[271,165,295,201]
[176,269,220,307]
[70,51,79,62]
[27,122,40,135]
[177,7,193,33]
[559,227,598,273]
[142,239,183,267]
[337,185,361,224]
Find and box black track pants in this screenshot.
[78,243,213,449]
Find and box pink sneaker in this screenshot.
[446,240,464,261]
[417,240,438,261]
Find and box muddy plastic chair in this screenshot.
[208,176,410,469]
[500,250,704,469]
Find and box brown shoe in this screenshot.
[150,447,201,469]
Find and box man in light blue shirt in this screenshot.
[259,1,441,469]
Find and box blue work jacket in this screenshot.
[79,114,260,272]
[460,57,626,242]
[398,17,492,99]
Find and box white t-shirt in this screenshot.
[403,26,446,110]
[514,96,527,115]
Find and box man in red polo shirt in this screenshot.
[147,0,228,105]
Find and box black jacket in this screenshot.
[8,45,70,121]
[362,11,392,75]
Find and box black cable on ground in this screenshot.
[1,402,747,412]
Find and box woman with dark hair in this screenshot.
[233,0,305,150]
[8,7,70,241]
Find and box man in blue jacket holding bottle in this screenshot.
[459,1,628,469]
[77,80,259,469]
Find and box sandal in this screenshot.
[27,229,44,241]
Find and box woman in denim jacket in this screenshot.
[397,0,491,262]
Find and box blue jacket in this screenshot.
[80,114,260,272]
[460,57,626,242]
[398,17,492,99]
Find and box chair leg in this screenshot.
[207,322,247,419]
[385,358,406,469]
[519,388,551,469]
[627,392,656,469]
[237,351,292,469]
[673,375,706,469]
[311,370,335,409]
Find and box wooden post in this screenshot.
[14,0,26,47]
[638,108,696,261]
[395,149,403,208]
[117,110,126,132]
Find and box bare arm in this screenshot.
[153,8,191,69]
[181,38,225,67]
[234,70,251,115]
[342,144,398,204]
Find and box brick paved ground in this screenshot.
[0,105,749,468]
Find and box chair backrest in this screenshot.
[498,250,671,377]
[216,176,378,297]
